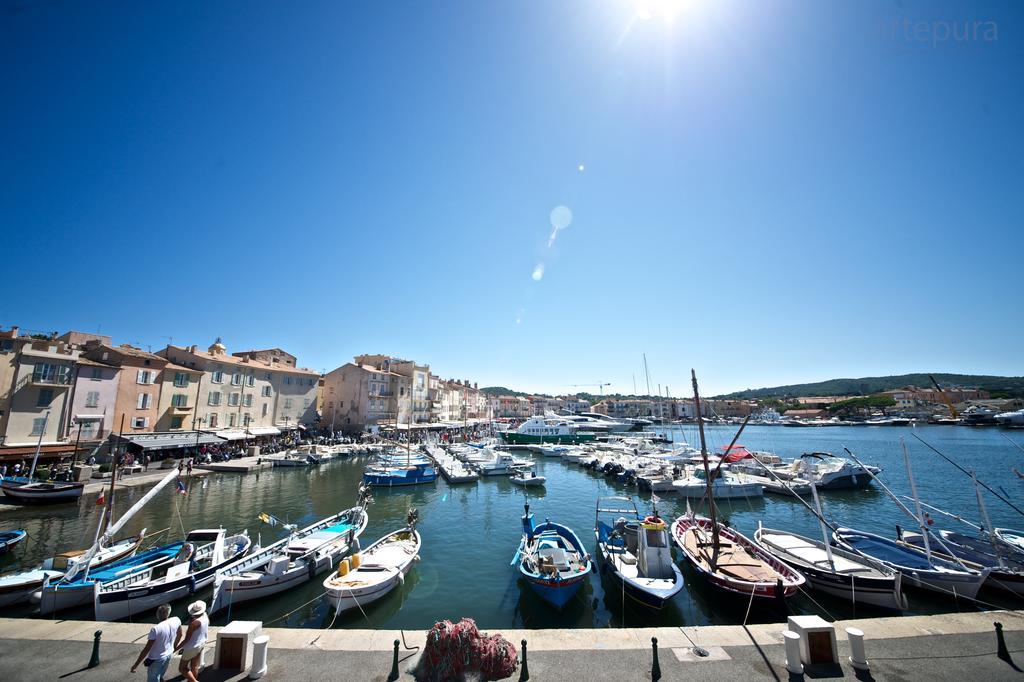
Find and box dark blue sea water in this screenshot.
[1,424,1021,628]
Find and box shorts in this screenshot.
[181,646,203,662]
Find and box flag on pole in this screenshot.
[95,489,105,506]
[176,479,187,495]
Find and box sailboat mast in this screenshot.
[27,410,50,480]
[901,440,932,561]
[973,470,1005,568]
[690,370,718,544]
[809,481,836,572]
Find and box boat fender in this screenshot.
[398,572,405,585]
[307,558,317,580]
[188,576,197,595]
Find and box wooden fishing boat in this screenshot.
[513,504,590,609]
[672,512,804,599]
[94,528,252,621]
[595,496,684,609]
[324,524,421,613]
[898,528,1024,596]
[210,504,369,614]
[0,532,143,608]
[1,480,85,503]
[755,526,904,609]
[833,527,989,600]
[671,371,804,602]
[0,530,26,553]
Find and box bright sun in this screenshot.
[630,0,694,24]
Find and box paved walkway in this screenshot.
[0,611,1022,680]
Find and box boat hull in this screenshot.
[1,481,85,504]
[325,529,421,613]
[502,433,595,445]
[0,570,62,608]
[671,516,804,600]
[524,573,586,609]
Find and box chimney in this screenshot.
[10,326,18,338]
[189,345,198,353]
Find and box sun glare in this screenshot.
[632,0,690,24]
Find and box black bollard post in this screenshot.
[651,636,661,681]
[519,638,529,681]
[88,630,102,668]
[996,622,1011,661]
[387,639,400,681]
[775,578,787,615]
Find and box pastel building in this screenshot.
[82,345,169,434]
[66,357,120,444]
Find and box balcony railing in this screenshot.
[31,371,72,386]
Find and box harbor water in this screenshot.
[1,425,1022,628]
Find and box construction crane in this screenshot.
[569,382,611,396]
[929,374,958,419]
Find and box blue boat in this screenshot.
[834,527,989,601]
[0,530,26,554]
[362,461,438,487]
[513,503,591,609]
[37,540,188,614]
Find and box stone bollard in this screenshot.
[519,639,529,681]
[651,637,661,681]
[248,636,269,679]
[387,639,400,681]
[783,630,803,675]
[846,627,869,671]
[88,630,102,668]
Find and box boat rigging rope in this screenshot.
[795,584,837,622]
[742,583,757,626]
[265,591,327,626]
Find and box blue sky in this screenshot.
[1,0,1021,396]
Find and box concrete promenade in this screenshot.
[0,611,1022,680]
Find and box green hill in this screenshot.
[716,373,1024,399]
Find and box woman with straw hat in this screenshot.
[177,600,209,682]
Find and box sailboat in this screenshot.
[833,444,989,601]
[210,496,370,614]
[594,496,684,609]
[362,436,437,487]
[512,503,591,609]
[94,527,251,621]
[36,468,183,613]
[0,412,84,503]
[670,370,805,601]
[896,473,1024,596]
[754,481,905,610]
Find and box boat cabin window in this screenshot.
[645,528,666,547]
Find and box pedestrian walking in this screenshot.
[130,603,181,681]
[176,600,209,681]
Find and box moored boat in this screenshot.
[324,513,421,614]
[211,501,370,614]
[0,530,27,553]
[755,526,905,610]
[500,416,597,445]
[94,528,252,621]
[513,504,590,609]
[833,527,989,600]
[898,528,1024,596]
[594,496,684,609]
[1,480,86,503]
[509,465,546,487]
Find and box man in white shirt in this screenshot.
[131,603,182,681]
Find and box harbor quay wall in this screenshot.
[0,611,1022,680]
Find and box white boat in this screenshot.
[577,412,635,432]
[94,528,252,621]
[323,527,421,613]
[0,480,85,503]
[210,504,370,614]
[672,468,763,499]
[472,449,532,476]
[270,451,312,467]
[755,526,906,610]
[499,416,597,445]
[996,409,1024,426]
[509,466,546,487]
[996,528,1024,553]
[594,497,684,609]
